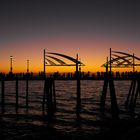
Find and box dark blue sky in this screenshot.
[0,0,140,43]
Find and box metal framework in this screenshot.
[101,49,140,72]
[43,49,85,75]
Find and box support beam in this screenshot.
[44,49,46,77]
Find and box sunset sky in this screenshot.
[0,0,140,73]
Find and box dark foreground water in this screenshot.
[1,80,140,139]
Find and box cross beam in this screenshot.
[43,49,85,76]
[101,49,140,72]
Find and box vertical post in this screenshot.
[26,75,29,109]
[109,48,119,118]
[100,57,108,113]
[110,48,112,75]
[76,54,81,117]
[133,78,140,112]
[45,78,55,120]
[44,49,46,77]
[1,76,5,113]
[27,59,29,73]
[129,80,136,110]
[52,80,56,111]
[106,57,108,73]
[133,53,135,73]
[42,78,46,114]
[16,74,19,112]
[109,78,119,119]
[76,54,78,75]
[43,78,56,116]
[125,80,134,108]
[43,50,46,114]
[79,58,81,78]
[10,56,13,73]
[47,79,53,114]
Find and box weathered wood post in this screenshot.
[42,78,56,118]
[16,74,19,112]
[52,80,56,111]
[109,75,119,118]
[129,76,136,109]
[76,54,81,117]
[125,73,140,113]
[1,74,5,113]
[44,49,46,77]
[100,48,119,119]
[109,48,119,119]
[125,54,136,110]
[46,79,53,117]
[133,53,135,73]
[132,75,140,112]
[26,73,29,109]
[100,57,108,113]
[42,49,46,114]
[42,79,46,114]
[125,78,135,108]
[125,53,139,114]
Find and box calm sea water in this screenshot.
[1,80,140,134]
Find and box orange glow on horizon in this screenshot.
[1,37,140,73]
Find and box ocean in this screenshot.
[1,80,140,136]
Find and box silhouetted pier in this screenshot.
[0,73,82,119]
[0,73,140,121]
[125,72,140,113]
[100,49,119,119]
[0,49,140,123]
[100,48,140,119]
[42,78,56,117]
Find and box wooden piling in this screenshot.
[16,75,19,112]
[46,79,53,116]
[129,79,136,109]
[26,75,29,109]
[42,79,46,113]
[100,75,119,118]
[109,48,119,118]
[42,78,56,118]
[125,73,140,113]
[100,49,119,119]
[133,79,140,111]
[44,49,46,77]
[1,77,5,113]
[125,80,135,107]
[109,78,119,118]
[100,57,108,113]
[100,78,108,113]
[52,80,56,111]
[76,73,81,116]
[76,54,81,117]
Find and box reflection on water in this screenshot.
[1,80,140,133]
